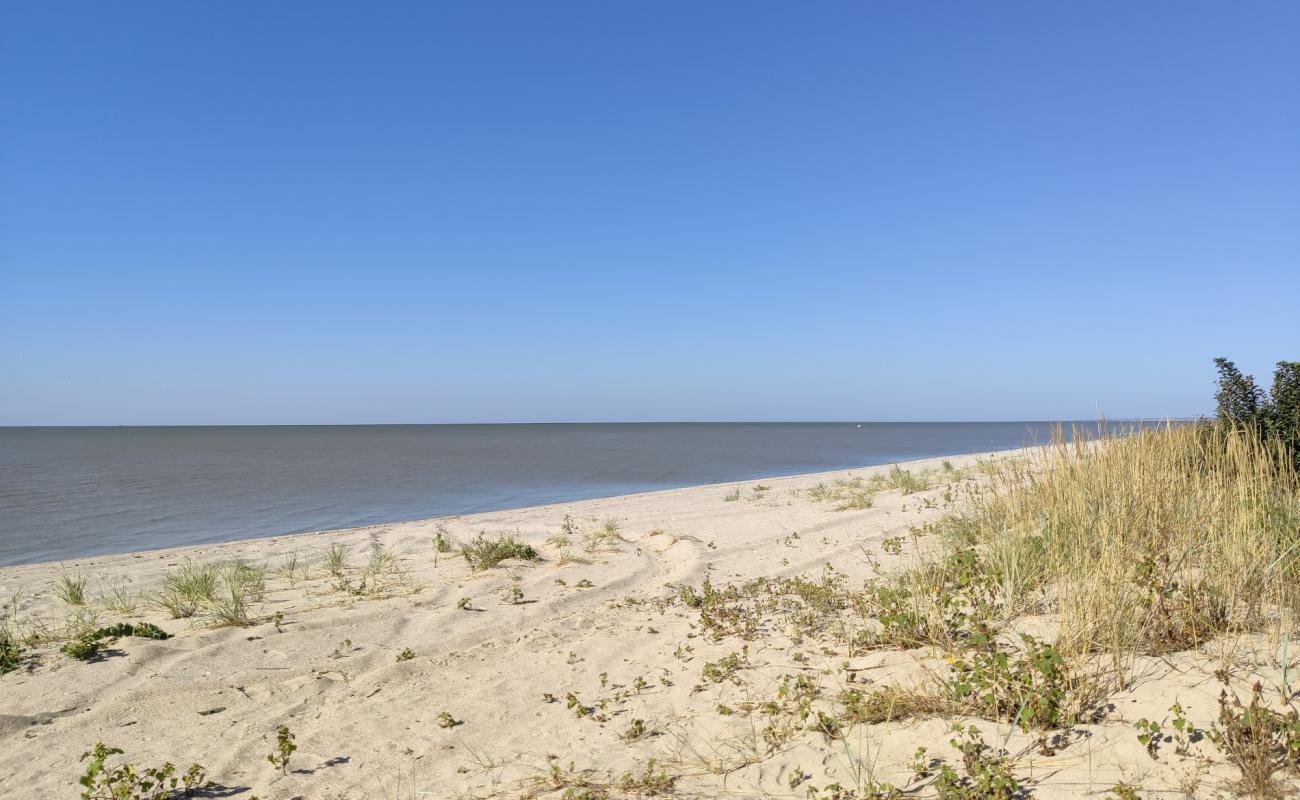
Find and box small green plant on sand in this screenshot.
[933,725,1022,800]
[1208,681,1300,796]
[433,525,455,553]
[57,572,88,606]
[621,718,648,742]
[1,627,23,675]
[396,648,415,662]
[504,585,525,605]
[1106,784,1143,800]
[723,487,742,502]
[1134,717,1163,759]
[62,632,102,661]
[457,596,472,610]
[324,543,349,577]
[437,711,458,728]
[78,742,208,800]
[461,531,539,570]
[267,724,296,774]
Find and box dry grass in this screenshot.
[929,423,1300,663]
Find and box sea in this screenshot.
[0,422,1130,566]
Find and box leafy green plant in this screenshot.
[503,585,525,605]
[457,597,472,610]
[1,627,23,674]
[267,724,296,774]
[61,632,102,661]
[699,646,749,686]
[436,711,458,728]
[92,622,170,640]
[78,742,208,800]
[460,532,539,570]
[1134,717,1163,759]
[1208,681,1300,796]
[933,725,1022,800]
[621,718,648,742]
[947,635,1071,732]
[396,648,415,662]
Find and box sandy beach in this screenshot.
[0,448,1286,798]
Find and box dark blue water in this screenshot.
[0,422,1116,566]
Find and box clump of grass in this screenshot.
[97,582,143,616]
[433,525,455,554]
[582,517,626,552]
[0,627,21,675]
[55,572,88,606]
[206,584,252,627]
[461,532,539,571]
[324,543,350,577]
[723,487,742,502]
[886,465,931,494]
[936,423,1300,660]
[154,559,220,618]
[806,476,882,511]
[278,553,309,585]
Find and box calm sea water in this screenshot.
[1,422,1108,566]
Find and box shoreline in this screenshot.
[0,446,1027,577]
[4,440,1246,799]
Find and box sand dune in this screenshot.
[0,450,1269,798]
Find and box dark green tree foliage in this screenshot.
[1214,357,1300,466]
[1213,357,1263,423]
[1267,361,1300,455]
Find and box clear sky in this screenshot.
[1,2,1297,425]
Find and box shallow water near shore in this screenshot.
[1,421,1129,566]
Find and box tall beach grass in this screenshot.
[929,422,1300,662]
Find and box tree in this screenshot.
[1266,360,1300,451]
[1213,357,1263,424]
[1214,357,1300,468]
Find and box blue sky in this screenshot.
[2,2,1297,425]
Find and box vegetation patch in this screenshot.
[461,531,540,570]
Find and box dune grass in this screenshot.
[461,532,540,571]
[55,572,88,606]
[924,422,1300,661]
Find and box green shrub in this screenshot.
[1214,356,1300,466]
[0,628,22,675]
[461,532,539,571]
[62,633,102,661]
[91,622,170,641]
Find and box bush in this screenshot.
[1214,357,1300,466]
[0,628,22,675]
[461,532,539,571]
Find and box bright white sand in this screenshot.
[0,449,1269,798]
